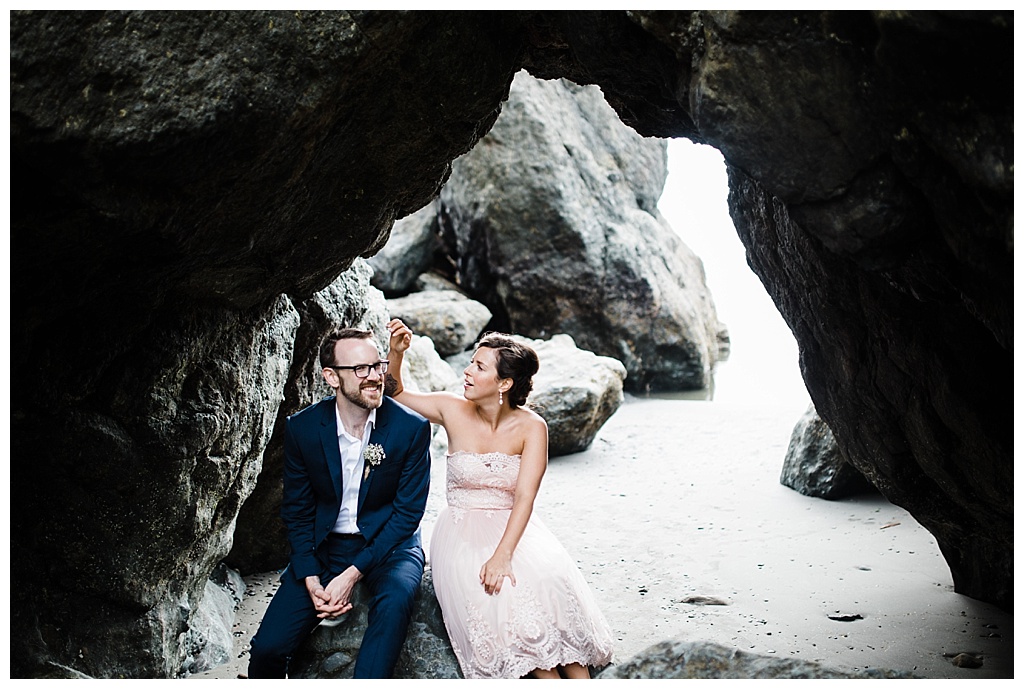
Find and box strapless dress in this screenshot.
[429,451,614,678]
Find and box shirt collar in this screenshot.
[335,405,377,439]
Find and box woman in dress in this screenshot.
[385,318,614,679]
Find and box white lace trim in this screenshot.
[445,579,613,679]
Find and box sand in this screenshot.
[193,395,1013,680]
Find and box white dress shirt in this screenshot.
[332,406,376,534]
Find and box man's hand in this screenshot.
[316,566,363,619]
[305,571,356,619]
[305,575,336,616]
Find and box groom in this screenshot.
[248,328,432,679]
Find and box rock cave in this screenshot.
[9,10,1012,678]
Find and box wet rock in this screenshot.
[780,404,876,499]
[949,652,983,669]
[678,595,729,606]
[602,640,914,679]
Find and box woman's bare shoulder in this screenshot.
[516,407,548,432]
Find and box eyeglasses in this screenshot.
[327,360,390,378]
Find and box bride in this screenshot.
[385,319,614,679]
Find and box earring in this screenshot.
[498,389,503,406]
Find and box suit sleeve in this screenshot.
[280,417,322,579]
[351,417,431,575]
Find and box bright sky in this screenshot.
[659,138,810,411]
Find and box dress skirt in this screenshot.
[430,500,614,678]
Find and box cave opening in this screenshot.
[658,137,808,410]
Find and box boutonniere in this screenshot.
[362,443,385,480]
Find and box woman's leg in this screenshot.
[561,662,591,679]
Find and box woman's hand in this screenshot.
[387,318,413,354]
[479,552,516,595]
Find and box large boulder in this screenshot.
[387,290,493,357]
[11,294,300,679]
[780,405,876,500]
[439,71,726,393]
[11,10,524,678]
[601,640,913,679]
[367,202,442,296]
[289,568,461,679]
[631,10,1012,607]
[515,334,626,457]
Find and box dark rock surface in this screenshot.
[685,11,1012,609]
[9,8,1012,678]
[600,640,914,679]
[439,71,726,392]
[367,202,442,296]
[11,294,300,679]
[780,405,876,500]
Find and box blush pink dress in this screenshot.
[429,451,614,679]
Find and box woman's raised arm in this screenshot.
[385,318,462,425]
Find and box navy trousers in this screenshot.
[247,535,425,679]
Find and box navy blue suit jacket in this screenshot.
[280,396,431,581]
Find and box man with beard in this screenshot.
[248,328,431,679]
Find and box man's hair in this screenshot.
[319,328,374,368]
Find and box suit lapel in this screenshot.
[358,398,392,512]
[319,399,343,502]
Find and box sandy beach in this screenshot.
[195,394,1013,679]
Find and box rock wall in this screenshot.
[521,8,1012,607]
[711,12,1012,607]
[10,11,523,677]
[9,8,1012,678]
[439,72,726,392]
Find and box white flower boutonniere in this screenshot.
[362,443,385,480]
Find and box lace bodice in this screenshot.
[446,451,521,511]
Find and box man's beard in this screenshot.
[340,379,383,410]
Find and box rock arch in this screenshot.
[9,10,1011,678]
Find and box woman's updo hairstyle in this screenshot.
[475,333,539,409]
